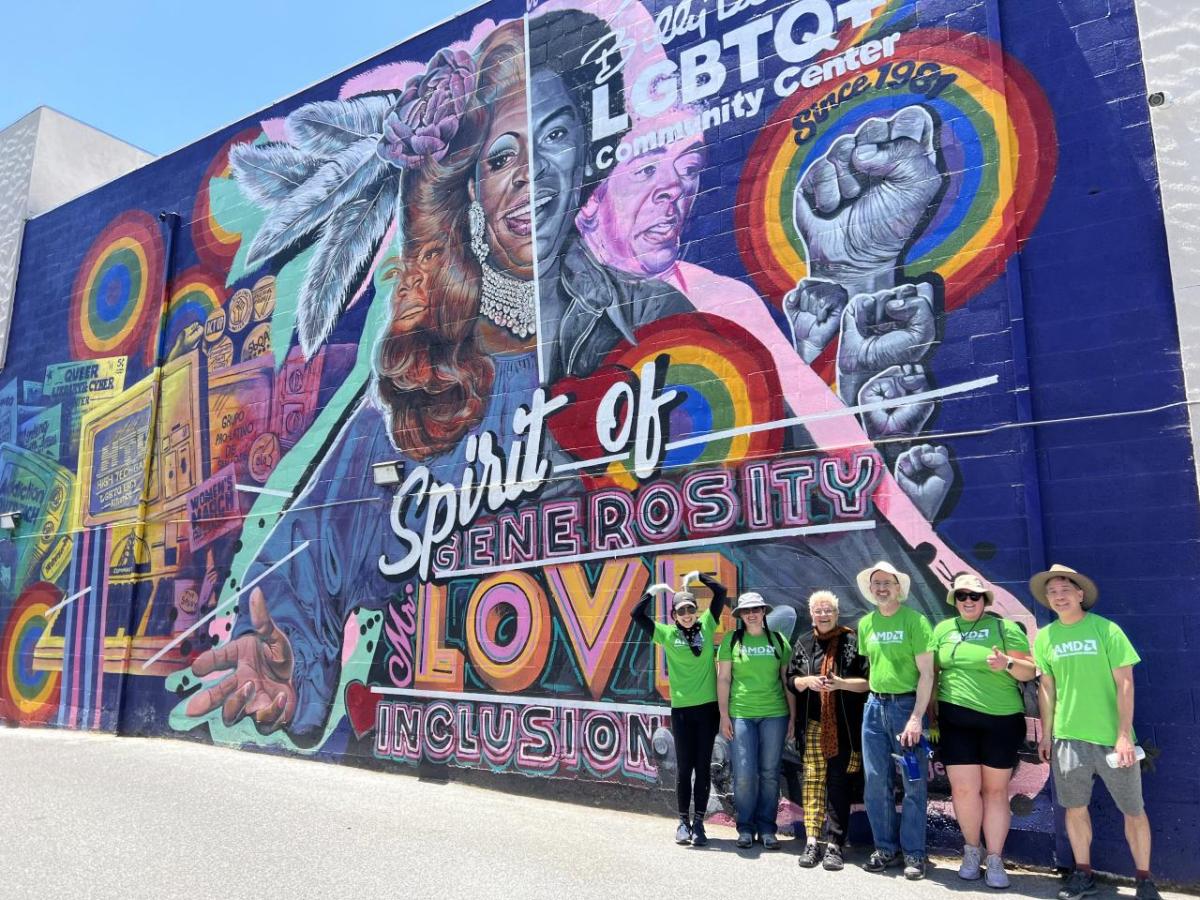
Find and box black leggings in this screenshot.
[671,701,720,818]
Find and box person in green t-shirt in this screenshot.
[630,571,728,848]
[717,591,795,851]
[1030,565,1160,900]
[855,560,935,880]
[932,573,1036,889]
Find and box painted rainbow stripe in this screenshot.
[191,128,258,270]
[164,267,226,350]
[598,314,784,487]
[0,582,62,724]
[735,29,1056,314]
[69,210,164,364]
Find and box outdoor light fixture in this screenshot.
[0,511,20,531]
[371,461,403,487]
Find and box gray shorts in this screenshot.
[1052,738,1144,815]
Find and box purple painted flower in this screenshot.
[378,48,476,168]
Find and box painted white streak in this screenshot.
[552,451,629,474]
[666,374,1001,451]
[371,685,667,717]
[141,540,312,671]
[554,375,1000,470]
[434,520,875,579]
[236,484,294,498]
[43,587,91,618]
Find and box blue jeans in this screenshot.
[862,694,928,856]
[732,715,789,836]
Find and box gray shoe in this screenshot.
[904,854,927,880]
[762,833,781,851]
[985,854,1010,889]
[736,831,753,849]
[959,844,983,880]
[674,820,692,845]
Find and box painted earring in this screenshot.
[469,200,488,263]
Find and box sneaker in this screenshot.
[959,843,983,880]
[736,831,753,849]
[797,841,822,868]
[823,844,845,871]
[674,820,692,845]
[1135,880,1162,900]
[904,854,927,880]
[865,849,903,872]
[762,833,781,851]
[985,854,1010,889]
[690,818,708,847]
[1057,870,1097,900]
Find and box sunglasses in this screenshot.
[675,605,697,615]
[954,590,987,602]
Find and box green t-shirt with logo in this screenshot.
[653,610,719,709]
[858,605,934,694]
[934,614,1030,715]
[717,630,789,718]
[1033,613,1140,746]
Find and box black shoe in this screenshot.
[1058,870,1098,900]
[690,817,708,847]
[865,849,903,873]
[1135,880,1162,900]
[823,845,845,871]
[904,854,928,881]
[798,842,822,868]
[762,833,781,851]
[736,832,753,849]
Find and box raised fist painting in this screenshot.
[783,277,849,364]
[794,106,945,296]
[836,281,937,407]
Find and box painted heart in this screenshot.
[343,680,377,738]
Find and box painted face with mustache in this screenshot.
[582,134,705,277]
[474,81,535,280]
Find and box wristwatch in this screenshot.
[1005,658,1015,672]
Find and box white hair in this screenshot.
[807,590,840,611]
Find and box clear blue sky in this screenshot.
[0,1,475,155]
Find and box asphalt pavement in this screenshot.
[0,727,1192,900]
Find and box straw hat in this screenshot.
[945,573,994,607]
[1029,564,1098,610]
[856,561,911,604]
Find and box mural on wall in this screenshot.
[1,0,1073,837]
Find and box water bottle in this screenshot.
[893,734,933,781]
[1105,746,1145,768]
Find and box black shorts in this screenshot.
[937,701,1026,769]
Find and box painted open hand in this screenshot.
[794,106,944,296]
[837,282,937,406]
[859,364,935,439]
[783,277,849,364]
[185,587,297,733]
[895,443,954,521]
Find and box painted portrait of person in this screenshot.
[181,20,546,740]
[527,9,694,385]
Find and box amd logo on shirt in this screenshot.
[948,630,991,643]
[739,644,779,658]
[870,631,906,644]
[1052,638,1099,658]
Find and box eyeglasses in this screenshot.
[954,591,986,602]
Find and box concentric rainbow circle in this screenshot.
[0,582,62,724]
[191,128,258,270]
[736,29,1057,313]
[164,267,226,350]
[69,210,164,362]
[599,313,785,487]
